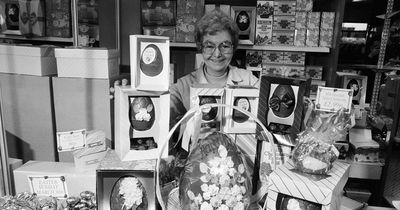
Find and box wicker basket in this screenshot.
[156,103,277,210]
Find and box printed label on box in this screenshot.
[255,1,273,46]
[28,175,68,198]
[56,129,86,152]
[315,87,353,113]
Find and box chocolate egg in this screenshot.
[236,11,250,31]
[140,44,163,77]
[110,176,148,210]
[269,85,295,118]
[199,96,218,121]
[232,97,251,123]
[129,96,155,131]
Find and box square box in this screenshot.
[274,1,296,16]
[114,85,170,161]
[273,15,296,30]
[321,12,335,29]
[55,48,119,79]
[296,0,313,11]
[307,12,321,29]
[257,75,311,143]
[14,161,96,198]
[142,26,176,42]
[342,74,368,106]
[272,30,295,45]
[130,35,170,91]
[305,65,323,79]
[262,64,286,76]
[285,65,305,77]
[319,28,334,48]
[141,0,176,26]
[306,28,320,47]
[73,149,108,171]
[0,44,56,76]
[223,87,259,133]
[267,160,351,210]
[294,29,307,46]
[295,11,307,29]
[97,150,156,210]
[246,50,263,71]
[263,51,284,64]
[231,6,256,45]
[283,51,305,65]
[190,85,225,136]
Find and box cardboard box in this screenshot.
[349,161,383,180]
[114,86,170,161]
[73,149,108,171]
[142,26,176,42]
[0,0,21,34]
[267,160,351,210]
[141,0,176,26]
[273,15,296,30]
[345,187,372,204]
[13,161,96,197]
[340,196,365,210]
[255,1,274,46]
[263,51,284,64]
[97,150,156,210]
[55,48,119,79]
[72,130,109,158]
[310,79,326,100]
[305,65,323,79]
[272,30,295,45]
[319,28,334,47]
[294,29,307,46]
[295,11,307,29]
[307,12,321,29]
[262,64,286,76]
[246,50,263,71]
[321,12,336,30]
[19,0,45,36]
[274,1,296,16]
[0,44,57,76]
[45,0,72,38]
[306,28,320,47]
[283,51,305,65]
[176,0,204,42]
[296,0,313,11]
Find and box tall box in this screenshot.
[0,44,57,76]
[255,1,274,45]
[267,160,351,210]
[55,48,119,79]
[45,0,72,38]
[175,0,204,42]
[18,0,46,36]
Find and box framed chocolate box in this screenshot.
[342,74,367,106]
[141,0,176,26]
[257,75,311,145]
[0,0,21,35]
[114,85,169,161]
[130,35,170,91]
[231,6,256,45]
[223,86,259,134]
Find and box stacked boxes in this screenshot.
[261,50,305,77]
[320,12,335,47]
[175,0,204,42]
[306,12,320,47]
[272,0,296,45]
[255,1,274,45]
[294,11,307,46]
[141,0,177,41]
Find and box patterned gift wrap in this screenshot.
[273,15,296,30]
[305,65,323,79]
[319,28,334,47]
[142,26,175,42]
[246,50,263,71]
[283,51,305,65]
[285,65,305,77]
[306,12,321,30]
[274,1,296,16]
[255,1,274,45]
[272,30,294,45]
[263,51,285,64]
[45,0,72,38]
[18,0,45,36]
[295,11,307,29]
[175,0,204,42]
[262,64,286,76]
[296,0,313,11]
[306,28,319,47]
[141,0,176,26]
[267,160,351,210]
[321,12,335,30]
[294,29,306,46]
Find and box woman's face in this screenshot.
[201,31,234,75]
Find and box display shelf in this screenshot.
[170,42,330,53]
[0,34,73,43]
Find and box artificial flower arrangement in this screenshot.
[178,132,252,210]
[110,176,148,210]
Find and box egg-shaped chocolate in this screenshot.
[110,176,148,210]
[140,44,163,77]
[199,96,218,121]
[236,11,250,31]
[129,96,155,131]
[269,85,295,118]
[232,97,251,123]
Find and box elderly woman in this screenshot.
[170,9,259,126]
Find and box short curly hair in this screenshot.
[195,9,239,52]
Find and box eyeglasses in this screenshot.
[202,41,233,55]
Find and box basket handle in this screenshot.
[156,103,276,209]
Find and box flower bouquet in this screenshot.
[110,176,148,210]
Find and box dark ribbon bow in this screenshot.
[268,94,295,112]
[20,12,37,25]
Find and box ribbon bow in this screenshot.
[268,93,294,112]
[20,12,37,25]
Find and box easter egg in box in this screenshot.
[236,11,250,31]
[269,84,295,118]
[129,96,155,131]
[233,97,251,123]
[140,44,163,77]
[199,96,218,121]
[110,176,148,210]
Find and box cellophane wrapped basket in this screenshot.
[156,103,277,210]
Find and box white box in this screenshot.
[13,161,96,197]
[130,35,170,91]
[267,160,351,210]
[0,44,56,76]
[55,48,119,79]
[73,149,109,171]
[115,85,169,161]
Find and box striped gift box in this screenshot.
[267,160,351,210]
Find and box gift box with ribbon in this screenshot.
[18,0,45,37]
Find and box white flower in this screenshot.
[118,177,143,209]
[187,190,196,200]
[233,201,245,210]
[287,198,301,210]
[231,185,241,196]
[200,175,209,183]
[218,145,228,158]
[201,184,209,192]
[227,157,234,168]
[236,194,243,202]
[208,184,219,196]
[209,157,221,168]
[226,196,237,208]
[203,191,211,200]
[135,108,151,121]
[200,162,209,173]
[210,196,222,208]
[195,194,203,205]
[240,186,247,194]
[219,187,230,200]
[228,168,237,177]
[238,164,245,174]
[218,204,229,210]
[218,174,230,186]
[200,202,213,210]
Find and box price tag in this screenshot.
[315,87,353,113]
[28,175,68,198]
[56,129,86,152]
